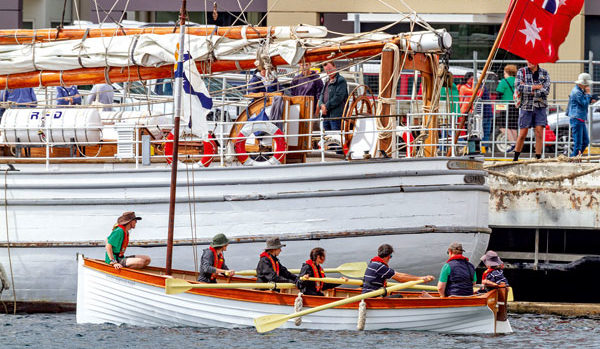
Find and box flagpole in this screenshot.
[165,0,187,276]
[449,0,519,153]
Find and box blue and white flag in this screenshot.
[174,50,213,138]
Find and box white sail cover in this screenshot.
[0,30,450,75]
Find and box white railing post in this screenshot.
[220,77,226,166]
[319,113,325,162]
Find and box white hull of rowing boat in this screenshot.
[1,158,489,304]
[76,257,504,334]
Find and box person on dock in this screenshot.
[479,250,509,293]
[256,237,298,286]
[198,233,235,283]
[56,85,81,105]
[318,61,348,131]
[567,73,597,157]
[495,64,519,152]
[362,244,434,296]
[513,61,551,161]
[105,211,151,270]
[298,247,347,296]
[437,242,476,297]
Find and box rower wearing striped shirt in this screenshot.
[362,244,434,295]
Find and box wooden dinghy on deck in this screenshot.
[76,257,512,334]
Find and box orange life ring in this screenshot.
[233,122,286,166]
[164,131,217,167]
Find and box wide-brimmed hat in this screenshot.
[117,211,142,225]
[211,233,230,248]
[265,237,286,250]
[480,250,503,267]
[575,73,593,86]
[448,242,465,253]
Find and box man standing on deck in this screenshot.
[437,242,476,297]
[362,244,434,296]
[513,61,551,161]
[198,233,235,283]
[318,61,348,131]
[291,61,324,115]
[105,211,151,270]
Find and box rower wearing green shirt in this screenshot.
[105,211,151,270]
[437,242,476,297]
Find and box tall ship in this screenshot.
[0,15,489,310]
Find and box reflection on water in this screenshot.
[1,313,599,348]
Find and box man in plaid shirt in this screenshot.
[513,61,551,161]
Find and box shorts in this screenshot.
[518,108,547,129]
[117,255,136,267]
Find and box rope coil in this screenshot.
[357,299,367,330]
[294,292,303,326]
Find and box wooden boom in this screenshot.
[0,26,309,45]
[0,38,435,90]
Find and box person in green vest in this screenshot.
[105,211,151,270]
[495,64,519,152]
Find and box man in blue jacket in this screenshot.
[437,242,476,297]
[567,73,597,157]
[318,61,348,131]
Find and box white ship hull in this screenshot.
[1,158,489,305]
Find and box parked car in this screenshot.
[547,100,600,154]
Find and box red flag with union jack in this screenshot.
[499,0,584,64]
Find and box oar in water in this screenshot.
[253,280,424,333]
[164,278,295,295]
[236,262,367,278]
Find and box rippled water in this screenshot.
[1,312,599,348]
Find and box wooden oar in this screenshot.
[236,262,367,278]
[165,278,295,295]
[253,280,424,333]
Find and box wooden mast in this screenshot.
[448,0,518,153]
[376,47,395,156]
[165,0,187,276]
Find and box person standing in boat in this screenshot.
[56,85,82,105]
[105,211,151,270]
[86,83,115,111]
[0,88,37,117]
[247,68,280,95]
[256,237,298,286]
[437,242,476,297]
[291,61,324,115]
[198,233,235,283]
[318,61,348,131]
[362,244,434,295]
[298,247,347,296]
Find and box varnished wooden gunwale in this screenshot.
[83,258,495,310]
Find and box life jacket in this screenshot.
[482,267,494,281]
[444,255,475,297]
[370,256,389,287]
[306,259,325,292]
[116,224,129,258]
[209,246,225,281]
[260,252,279,275]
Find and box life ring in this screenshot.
[234,121,286,166]
[164,131,217,167]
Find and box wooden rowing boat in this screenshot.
[76,257,512,334]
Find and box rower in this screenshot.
[362,244,434,296]
[299,247,348,296]
[437,242,476,297]
[105,211,151,270]
[198,234,235,283]
[256,238,298,288]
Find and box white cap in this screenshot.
[575,73,593,86]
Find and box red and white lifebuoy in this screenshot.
[164,131,217,168]
[234,121,286,166]
[402,130,414,157]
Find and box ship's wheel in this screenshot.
[341,85,375,156]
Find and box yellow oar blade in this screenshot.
[507,287,514,302]
[254,314,291,333]
[325,262,368,278]
[165,278,194,295]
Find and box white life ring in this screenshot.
[234,121,286,166]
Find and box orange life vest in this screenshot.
[260,252,279,275]
[306,259,325,292]
[209,246,225,281]
[117,224,129,258]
